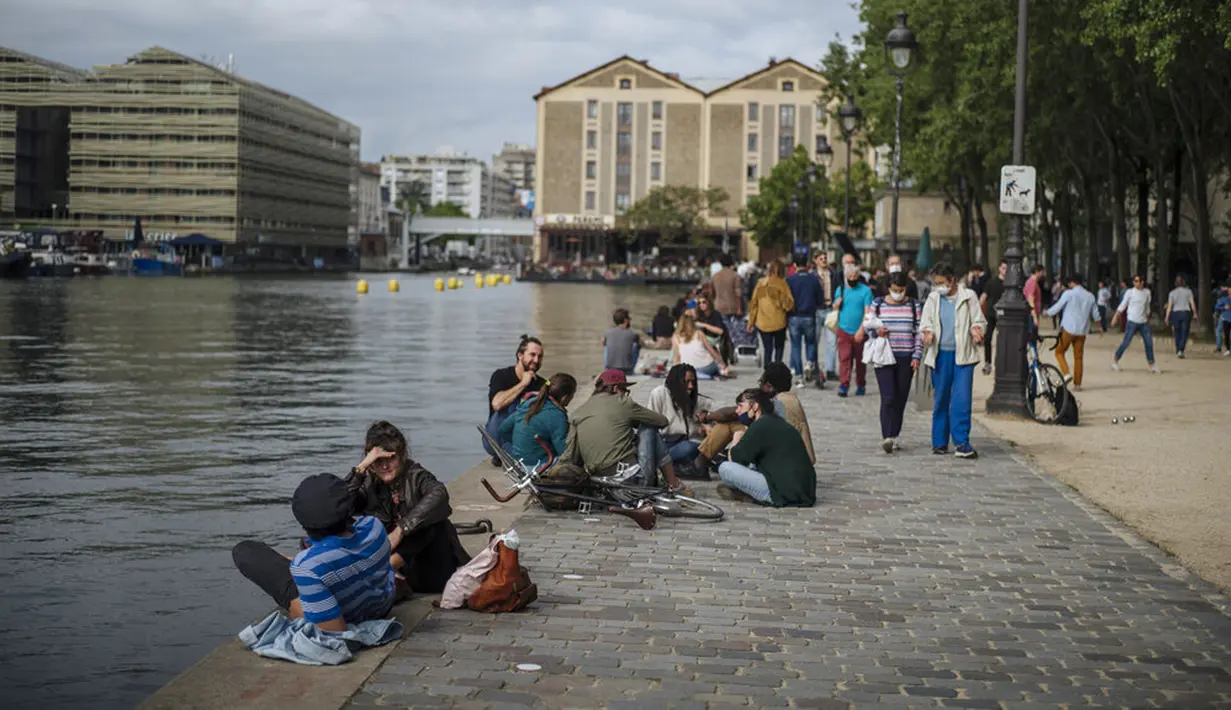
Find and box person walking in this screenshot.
[746,260,794,364]
[1045,274,1103,391]
[1164,275,1196,359]
[868,273,922,453]
[979,262,1006,375]
[812,251,839,383]
[1216,284,1231,355]
[1049,277,1066,330]
[1096,281,1112,331]
[833,255,875,397]
[920,264,987,459]
[710,254,744,335]
[785,254,823,385]
[1111,274,1161,373]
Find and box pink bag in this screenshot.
[436,537,500,609]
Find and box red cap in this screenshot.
[596,369,634,388]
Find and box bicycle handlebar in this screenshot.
[481,478,520,503]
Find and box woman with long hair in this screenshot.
[672,313,727,378]
[868,272,923,454]
[646,364,716,476]
[497,372,577,471]
[746,259,794,363]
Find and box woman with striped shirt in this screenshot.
[867,272,923,453]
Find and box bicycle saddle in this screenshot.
[608,504,657,530]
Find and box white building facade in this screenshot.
[380,148,492,218]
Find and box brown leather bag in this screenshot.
[466,539,538,613]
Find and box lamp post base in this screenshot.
[985,300,1030,417]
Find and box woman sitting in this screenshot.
[647,305,675,349]
[498,373,577,471]
[646,364,715,477]
[672,314,728,379]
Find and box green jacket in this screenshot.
[562,391,667,474]
[730,414,816,507]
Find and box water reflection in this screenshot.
[0,275,691,710]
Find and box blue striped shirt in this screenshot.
[290,515,395,625]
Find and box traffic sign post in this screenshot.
[999,165,1036,216]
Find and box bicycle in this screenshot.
[1025,333,1070,424]
[477,426,724,530]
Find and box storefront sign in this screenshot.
[125,230,180,243]
[542,214,614,228]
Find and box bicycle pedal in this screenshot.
[577,501,593,515]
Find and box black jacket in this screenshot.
[346,460,470,567]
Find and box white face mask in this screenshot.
[888,264,903,274]
[844,264,859,277]
[887,290,906,302]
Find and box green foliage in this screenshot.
[423,201,467,218]
[623,185,729,245]
[396,180,429,217]
[739,146,833,251]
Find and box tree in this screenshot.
[623,185,729,246]
[740,146,836,252]
[394,180,430,268]
[423,201,467,217]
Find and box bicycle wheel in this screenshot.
[650,493,724,520]
[1025,363,1067,424]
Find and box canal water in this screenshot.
[0,274,682,710]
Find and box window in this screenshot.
[779,105,796,128]
[617,102,633,126]
[748,102,759,121]
[619,78,632,89]
[615,193,631,211]
[586,130,597,150]
[617,131,632,154]
[587,100,599,119]
[616,163,631,178]
[747,164,758,180]
[651,161,662,181]
[781,80,795,92]
[585,160,597,179]
[778,134,794,159]
[747,134,758,152]
[815,135,828,154]
[585,191,596,210]
[651,131,662,150]
[652,101,663,120]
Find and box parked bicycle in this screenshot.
[1026,333,1071,424]
[478,426,723,530]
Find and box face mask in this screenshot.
[887,291,905,302]
[737,412,753,426]
[888,264,903,274]
[844,264,859,276]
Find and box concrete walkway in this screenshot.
[346,367,1231,709]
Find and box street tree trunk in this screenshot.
[1152,156,1171,310]
[1081,172,1100,288]
[1108,144,1131,283]
[1059,191,1076,279]
[956,174,972,273]
[1136,170,1150,280]
[973,179,990,267]
[1039,188,1056,277]
[1169,85,1213,333]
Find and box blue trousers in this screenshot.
[665,437,700,464]
[635,426,672,486]
[717,461,773,504]
[1114,321,1155,364]
[1168,312,1192,353]
[814,308,838,374]
[482,409,512,456]
[787,315,818,376]
[931,350,974,449]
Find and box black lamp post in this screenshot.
[838,95,862,238]
[788,194,800,258]
[885,10,918,256]
[986,0,1031,416]
[815,135,835,251]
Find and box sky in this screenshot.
[0,0,862,164]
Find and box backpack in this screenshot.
[467,538,538,613]
[874,298,918,335]
[1054,387,1079,426]
[533,462,587,511]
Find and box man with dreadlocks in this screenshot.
[646,363,716,479]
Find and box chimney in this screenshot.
[768,56,778,66]
[640,58,650,65]
[666,72,679,80]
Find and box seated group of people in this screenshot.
[604,295,733,379]
[232,421,471,632]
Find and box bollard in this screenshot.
[388,279,400,293]
[434,278,445,292]
[475,274,484,288]
[356,279,369,295]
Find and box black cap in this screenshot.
[291,474,353,530]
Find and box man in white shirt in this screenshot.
[1163,275,1197,358]
[1096,281,1112,330]
[1111,274,1161,373]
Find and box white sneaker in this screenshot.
[1150,365,1162,374]
[1111,361,1122,372]
[892,438,901,451]
[1178,351,1185,359]
[882,438,894,454]
[1224,350,1230,357]
[1062,374,1074,385]
[982,363,992,375]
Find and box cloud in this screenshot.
[0,0,861,163]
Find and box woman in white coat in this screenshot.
[919,264,988,459]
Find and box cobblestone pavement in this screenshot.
[348,371,1231,709]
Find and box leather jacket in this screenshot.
[345,460,452,536]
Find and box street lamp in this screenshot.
[838,95,862,237]
[885,10,917,256]
[986,0,1031,416]
[815,136,834,250]
[788,194,800,259]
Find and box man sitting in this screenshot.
[716,389,817,507]
[345,421,471,594]
[691,362,815,473]
[232,474,396,631]
[603,308,642,374]
[562,369,683,490]
[484,335,546,464]
[645,363,716,478]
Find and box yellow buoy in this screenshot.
[434,278,445,292]
[388,279,400,292]
[487,274,499,287]
[448,277,459,290]
[502,274,512,285]
[356,279,369,294]
[475,274,484,288]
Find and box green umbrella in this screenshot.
[916,226,933,271]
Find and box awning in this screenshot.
[169,233,225,246]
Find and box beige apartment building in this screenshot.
[0,46,359,257]
[532,56,875,263]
